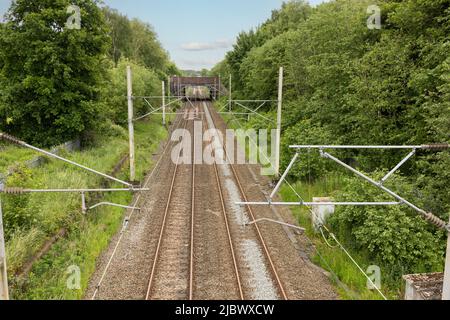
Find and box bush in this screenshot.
[3,166,40,237]
[100,59,162,125]
[329,172,446,280]
[0,0,109,147]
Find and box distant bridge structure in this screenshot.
[169,76,226,100]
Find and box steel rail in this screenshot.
[203,114,244,300]
[205,102,288,300]
[145,117,192,300]
[90,112,184,300]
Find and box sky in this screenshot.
[0,0,328,70]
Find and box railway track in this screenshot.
[145,100,287,300]
[145,101,245,300]
[145,116,192,300]
[87,94,337,301]
[203,101,288,300]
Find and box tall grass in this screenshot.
[2,117,169,299]
[280,175,397,300]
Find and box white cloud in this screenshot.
[180,39,233,51]
[179,58,220,70]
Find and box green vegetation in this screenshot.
[4,118,168,299]
[0,0,178,299]
[0,0,179,147]
[213,0,450,298]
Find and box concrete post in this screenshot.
[312,197,335,232]
[162,81,166,126]
[168,76,171,104]
[127,66,136,182]
[443,221,450,300]
[229,74,232,112]
[0,200,9,300]
[218,75,221,100]
[275,67,284,177]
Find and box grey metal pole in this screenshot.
[443,222,450,300]
[127,66,136,182]
[275,67,284,177]
[270,152,298,200]
[162,81,166,126]
[0,200,9,300]
[322,151,448,230]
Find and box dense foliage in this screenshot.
[215,0,450,286]
[0,0,178,147]
[0,0,109,147]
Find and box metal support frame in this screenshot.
[237,145,449,232]
[218,100,276,124]
[216,68,284,176]
[0,187,149,193]
[134,97,183,121]
[0,200,9,300]
[320,150,448,230]
[246,218,306,233]
[88,202,141,211]
[237,143,450,299]
[0,187,149,215]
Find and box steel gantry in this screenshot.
[236,143,450,300]
[169,75,223,100]
[0,131,152,299]
[237,144,449,229]
[218,68,285,176]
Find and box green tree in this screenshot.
[101,58,161,125]
[0,0,109,147]
[102,7,132,66]
[240,30,297,101]
[226,29,263,93]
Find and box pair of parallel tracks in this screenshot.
[145,101,287,300]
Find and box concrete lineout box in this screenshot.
[312,197,335,232]
[403,273,443,300]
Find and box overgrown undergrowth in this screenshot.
[1,117,168,299]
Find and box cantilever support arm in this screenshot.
[321,150,449,231]
[246,218,306,232]
[89,202,141,211]
[381,149,416,184]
